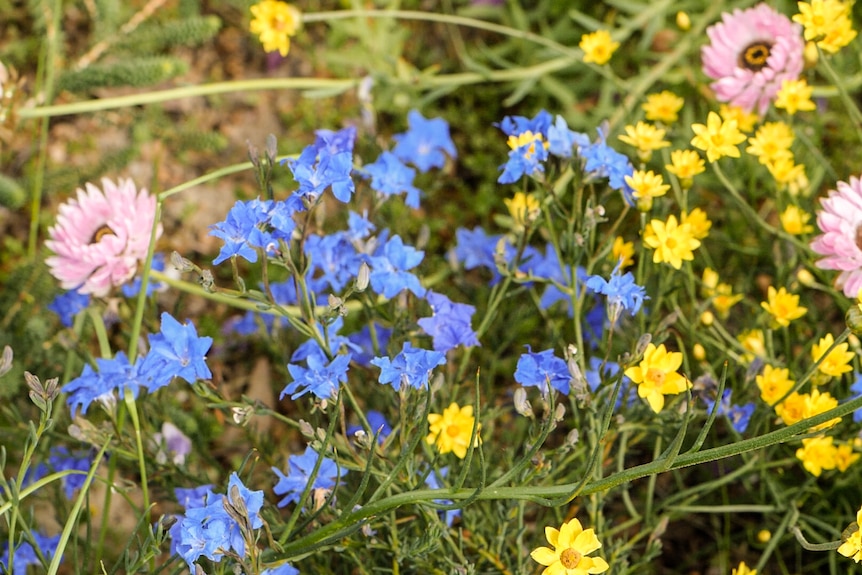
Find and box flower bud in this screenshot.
[700,311,715,326]
[796,267,816,287]
[355,262,370,292]
[757,529,771,543]
[676,11,691,31]
[513,387,534,418]
[693,343,706,361]
[847,305,862,336]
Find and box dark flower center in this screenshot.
[739,41,773,71]
[91,224,115,244]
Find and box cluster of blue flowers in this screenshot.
[63,312,212,415]
[25,446,93,499]
[495,111,634,205]
[1,531,62,574]
[272,446,344,508]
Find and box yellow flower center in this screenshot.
[740,41,772,71]
[446,425,461,438]
[560,548,582,569]
[91,224,115,244]
[646,367,666,386]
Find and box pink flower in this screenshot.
[811,176,862,297]
[702,3,804,115]
[45,178,162,297]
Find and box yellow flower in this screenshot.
[530,518,610,575]
[738,329,766,361]
[795,435,838,476]
[690,112,746,162]
[680,208,712,240]
[618,122,669,162]
[504,192,540,229]
[835,443,860,472]
[746,122,795,164]
[732,561,757,575]
[579,30,619,65]
[665,149,705,188]
[756,365,795,404]
[507,131,547,158]
[761,286,807,327]
[643,91,684,124]
[794,0,857,53]
[812,333,855,377]
[701,268,719,296]
[426,402,481,459]
[249,1,302,57]
[766,157,807,192]
[780,205,814,235]
[610,236,635,269]
[775,79,817,115]
[805,388,841,431]
[713,284,744,318]
[625,170,669,211]
[838,506,862,562]
[624,343,692,413]
[643,215,701,269]
[776,391,808,426]
[719,104,759,133]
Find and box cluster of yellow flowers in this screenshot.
[754,333,858,476]
[794,0,857,53]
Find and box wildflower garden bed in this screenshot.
[2,1,862,574]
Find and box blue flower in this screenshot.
[347,210,376,242]
[122,253,168,298]
[347,410,392,444]
[580,124,635,204]
[546,115,589,158]
[304,232,362,293]
[47,289,90,327]
[514,346,571,394]
[454,227,505,271]
[852,372,862,422]
[140,313,212,391]
[262,564,301,575]
[347,323,392,366]
[174,473,263,570]
[272,446,344,508]
[497,110,553,137]
[703,389,754,434]
[370,341,446,390]
[291,318,360,363]
[497,131,549,184]
[284,352,351,400]
[286,146,355,203]
[24,447,93,499]
[209,199,273,265]
[64,352,146,415]
[1,531,61,575]
[585,261,648,319]
[392,110,457,173]
[175,485,214,509]
[311,126,357,157]
[362,151,423,208]
[368,235,426,298]
[417,291,480,353]
[423,467,459,527]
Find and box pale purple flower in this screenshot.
[153,422,192,465]
[811,176,862,297]
[45,178,162,296]
[701,3,804,115]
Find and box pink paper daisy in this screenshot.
[45,178,162,297]
[811,176,862,298]
[702,3,804,115]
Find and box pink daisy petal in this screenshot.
[701,3,804,115]
[812,176,862,297]
[45,178,162,297]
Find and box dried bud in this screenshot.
[199,269,215,292]
[635,333,652,357]
[265,134,278,163]
[298,419,315,438]
[513,387,534,418]
[355,262,370,292]
[0,345,12,377]
[232,406,253,426]
[171,251,195,272]
[554,403,566,423]
[565,429,579,447]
